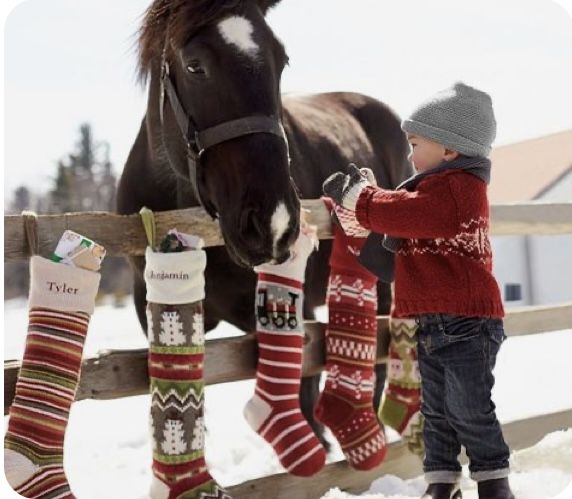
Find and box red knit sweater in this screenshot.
[355,169,504,319]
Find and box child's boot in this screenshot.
[477,478,515,499]
[421,482,462,499]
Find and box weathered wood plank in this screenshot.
[5,201,572,260]
[491,202,572,236]
[226,409,572,499]
[3,319,391,414]
[5,304,572,414]
[504,302,572,337]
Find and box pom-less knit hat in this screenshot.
[402,82,497,157]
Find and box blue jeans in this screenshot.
[415,313,510,483]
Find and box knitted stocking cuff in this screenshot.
[254,225,317,282]
[28,256,101,314]
[329,225,378,284]
[144,247,207,305]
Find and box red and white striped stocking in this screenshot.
[4,257,101,498]
[244,227,326,477]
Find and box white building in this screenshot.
[490,130,572,307]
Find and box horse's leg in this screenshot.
[128,255,148,335]
[300,302,330,452]
[299,242,332,451]
[373,280,391,410]
[299,376,327,450]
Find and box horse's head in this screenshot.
[139,0,299,267]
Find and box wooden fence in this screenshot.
[4,200,572,498]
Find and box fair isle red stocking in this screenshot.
[314,216,387,471]
[144,247,230,499]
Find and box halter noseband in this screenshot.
[159,59,288,220]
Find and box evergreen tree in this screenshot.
[6,122,129,301]
[50,161,74,212]
[47,123,117,213]
[77,123,94,173]
[10,186,31,213]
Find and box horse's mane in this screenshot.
[138,0,281,82]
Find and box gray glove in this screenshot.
[322,163,373,211]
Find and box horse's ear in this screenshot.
[257,0,281,15]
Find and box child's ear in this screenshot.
[444,149,460,162]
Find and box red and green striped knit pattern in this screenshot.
[314,271,387,470]
[5,307,90,499]
[379,316,424,456]
[244,273,326,477]
[147,302,230,499]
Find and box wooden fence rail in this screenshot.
[5,201,572,261]
[5,302,571,414]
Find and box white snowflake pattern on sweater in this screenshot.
[398,217,492,264]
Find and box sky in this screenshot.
[2,0,572,201]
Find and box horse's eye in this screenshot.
[186,61,205,75]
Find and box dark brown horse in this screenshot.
[116,0,412,446]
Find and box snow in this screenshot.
[3,298,572,498]
[322,429,572,498]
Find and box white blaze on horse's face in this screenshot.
[217,16,260,58]
[270,202,291,257]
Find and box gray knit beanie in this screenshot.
[402,82,497,157]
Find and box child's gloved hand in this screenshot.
[322,163,373,211]
[323,165,376,237]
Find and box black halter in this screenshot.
[159,59,288,220]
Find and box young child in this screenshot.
[323,82,514,499]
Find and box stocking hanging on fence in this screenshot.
[144,229,231,499]
[378,311,424,457]
[314,199,388,471]
[244,222,327,477]
[4,230,105,499]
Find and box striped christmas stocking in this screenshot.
[145,247,230,499]
[314,220,388,471]
[378,312,424,456]
[4,256,101,498]
[244,226,327,477]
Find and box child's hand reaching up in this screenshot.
[322,163,376,238]
[322,163,374,210]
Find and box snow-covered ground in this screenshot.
[3,297,572,498]
[323,429,572,499]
